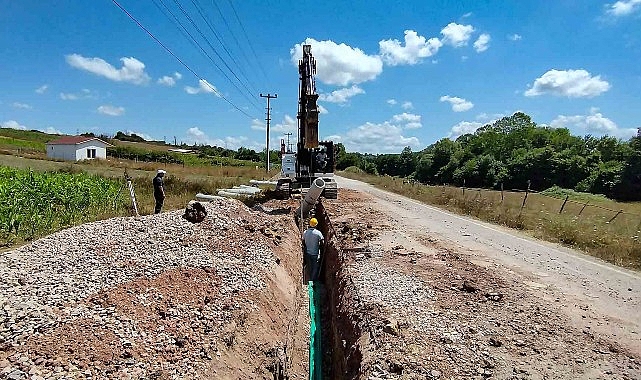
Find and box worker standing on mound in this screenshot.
[303,217,324,281]
[153,169,166,214]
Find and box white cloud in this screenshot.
[318,85,365,104]
[462,12,473,18]
[341,121,420,153]
[251,119,265,131]
[448,121,484,139]
[59,89,97,100]
[440,95,474,112]
[185,127,261,150]
[387,99,397,105]
[12,102,32,109]
[97,105,125,116]
[1,120,27,130]
[65,54,150,85]
[392,112,422,129]
[157,72,182,87]
[124,130,154,141]
[605,0,641,16]
[508,34,522,41]
[318,104,329,114]
[273,115,298,133]
[184,79,221,96]
[440,23,475,47]
[525,69,610,98]
[473,33,491,52]
[291,38,383,86]
[401,101,413,110]
[379,30,443,65]
[35,85,48,94]
[476,112,505,121]
[550,108,637,138]
[1,120,62,135]
[461,55,469,61]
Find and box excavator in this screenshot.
[276,44,338,199]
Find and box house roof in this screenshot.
[46,136,112,146]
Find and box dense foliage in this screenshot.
[0,166,127,245]
[337,112,641,201]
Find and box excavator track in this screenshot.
[323,181,338,199]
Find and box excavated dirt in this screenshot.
[320,188,641,380]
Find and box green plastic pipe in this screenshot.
[308,281,322,380]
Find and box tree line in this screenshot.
[336,112,641,201]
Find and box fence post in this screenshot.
[608,210,623,224]
[559,195,569,214]
[578,201,589,215]
[520,180,530,212]
[462,179,466,197]
[500,182,504,203]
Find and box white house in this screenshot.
[46,136,111,161]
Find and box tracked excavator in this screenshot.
[275,44,338,200]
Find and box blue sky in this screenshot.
[1,0,640,154]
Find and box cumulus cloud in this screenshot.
[402,101,413,110]
[318,104,329,114]
[508,34,522,41]
[525,69,610,98]
[12,102,32,109]
[440,23,475,47]
[550,108,637,138]
[440,95,474,112]
[341,121,420,153]
[35,85,48,94]
[1,120,28,130]
[97,105,125,116]
[185,127,262,151]
[473,33,491,52]
[1,120,62,135]
[291,38,383,86]
[448,121,484,139]
[184,79,221,96]
[273,115,298,133]
[158,72,182,87]
[379,30,443,65]
[319,85,365,104]
[392,113,422,129]
[605,0,641,16]
[250,119,265,131]
[387,99,397,105]
[65,54,150,85]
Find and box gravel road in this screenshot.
[334,175,641,355]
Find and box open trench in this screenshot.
[311,201,367,380]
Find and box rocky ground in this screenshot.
[1,198,308,380]
[322,189,641,380]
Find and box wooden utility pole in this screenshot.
[260,93,277,173]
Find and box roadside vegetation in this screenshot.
[340,170,641,270]
[336,112,641,201]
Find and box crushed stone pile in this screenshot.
[0,198,301,380]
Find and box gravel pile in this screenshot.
[0,198,296,379]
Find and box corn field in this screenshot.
[0,166,128,246]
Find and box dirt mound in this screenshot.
[0,198,307,379]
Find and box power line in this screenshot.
[110,0,256,119]
[168,0,260,109]
[153,0,260,110]
[226,0,270,86]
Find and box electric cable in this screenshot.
[110,0,256,119]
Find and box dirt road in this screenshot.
[333,175,641,378]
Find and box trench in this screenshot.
[312,201,367,380]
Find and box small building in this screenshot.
[46,136,111,161]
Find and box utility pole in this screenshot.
[260,93,277,173]
[284,132,293,153]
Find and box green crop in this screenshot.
[0,166,128,246]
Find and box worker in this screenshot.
[315,146,328,172]
[303,217,324,281]
[153,169,166,214]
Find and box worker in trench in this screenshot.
[153,169,166,214]
[302,217,324,281]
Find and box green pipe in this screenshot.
[308,281,322,380]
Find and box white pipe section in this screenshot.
[295,177,325,217]
[217,190,251,198]
[221,187,261,194]
[249,179,278,185]
[195,193,225,201]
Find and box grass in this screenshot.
[0,155,280,249]
[340,171,641,270]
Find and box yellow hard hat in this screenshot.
[309,218,318,227]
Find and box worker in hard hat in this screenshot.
[303,217,324,281]
[153,169,166,214]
